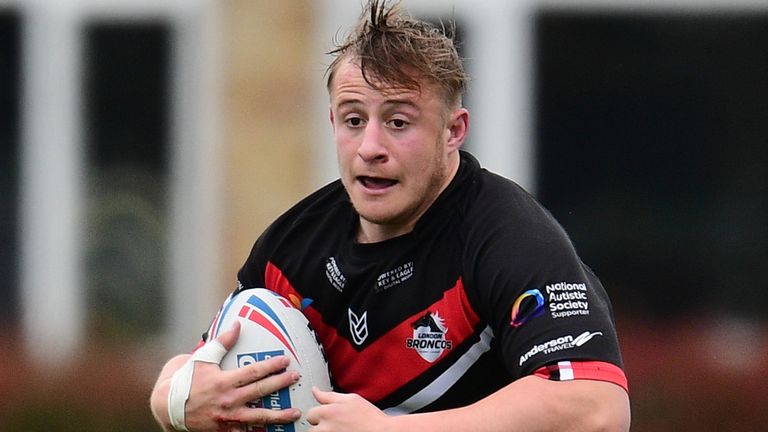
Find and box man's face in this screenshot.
[329,59,467,242]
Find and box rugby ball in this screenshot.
[208,288,332,432]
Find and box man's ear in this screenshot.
[446,108,470,151]
[329,106,336,133]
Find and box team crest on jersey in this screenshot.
[406,311,453,363]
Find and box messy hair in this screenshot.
[326,0,469,108]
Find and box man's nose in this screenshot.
[357,122,388,162]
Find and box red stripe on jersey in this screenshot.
[264,262,482,403]
[265,261,296,300]
[533,360,628,392]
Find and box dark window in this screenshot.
[83,21,171,339]
[0,10,20,324]
[534,11,768,319]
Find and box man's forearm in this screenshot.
[389,376,630,432]
[150,354,192,432]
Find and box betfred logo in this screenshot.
[239,351,295,432]
[406,311,453,363]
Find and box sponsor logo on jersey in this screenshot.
[348,308,369,346]
[325,257,346,292]
[239,351,295,432]
[519,331,603,366]
[545,281,590,319]
[376,261,414,292]
[510,289,546,327]
[509,282,592,327]
[406,311,453,362]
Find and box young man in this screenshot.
[150,1,630,431]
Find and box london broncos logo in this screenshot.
[406,311,453,363]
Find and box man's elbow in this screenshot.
[585,385,631,432]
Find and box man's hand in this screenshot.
[306,387,390,432]
[150,321,301,432]
[303,377,629,432]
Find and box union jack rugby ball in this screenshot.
[208,288,332,432]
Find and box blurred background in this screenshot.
[1,0,766,430]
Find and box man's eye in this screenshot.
[389,119,408,129]
[346,117,363,127]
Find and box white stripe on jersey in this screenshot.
[383,325,494,415]
[558,361,575,380]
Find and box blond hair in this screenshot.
[326,0,469,108]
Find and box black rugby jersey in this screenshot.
[229,151,626,414]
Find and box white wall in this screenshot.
[17,0,223,367]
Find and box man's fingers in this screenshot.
[235,369,300,404]
[312,386,343,404]
[216,320,242,350]
[225,354,291,388]
[233,406,301,427]
[228,356,302,428]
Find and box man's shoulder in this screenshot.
[465,168,546,224]
[457,162,568,248]
[458,150,535,207]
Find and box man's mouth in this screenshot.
[358,176,398,190]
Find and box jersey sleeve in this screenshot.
[463,175,626,388]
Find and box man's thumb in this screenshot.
[216,320,241,351]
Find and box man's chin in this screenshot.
[356,208,399,226]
